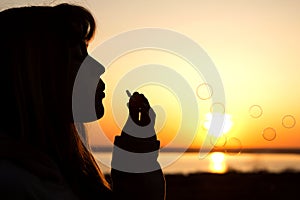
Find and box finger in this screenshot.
[132,91,139,96]
[129,93,150,108]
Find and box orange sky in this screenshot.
[85,0,300,150]
[4,0,300,150]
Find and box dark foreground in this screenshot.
[164,171,300,200]
[105,171,300,199]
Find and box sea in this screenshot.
[93,151,300,175]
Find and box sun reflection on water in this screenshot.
[209,152,228,173]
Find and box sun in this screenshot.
[203,113,233,136]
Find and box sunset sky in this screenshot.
[87,0,300,150]
[2,0,300,150]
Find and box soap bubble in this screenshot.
[210,135,227,148]
[210,102,225,114]
[225,137,242,156]
[262,127,276,141]
[282,115,296,129]
[249,105,263,118]
[196,83,213,100]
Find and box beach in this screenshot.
[104,171,300,199]
[164,171,300,200]
[100,151,300,199]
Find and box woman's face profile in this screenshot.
[71,41,106,121]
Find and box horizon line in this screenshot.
[90,146,300,154]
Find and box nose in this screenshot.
[81,55,106,91]
[84,55,105,76]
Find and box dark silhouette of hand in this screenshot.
[128,92,151,126]
[122,92,156,139]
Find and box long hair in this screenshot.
[0,3,111,198]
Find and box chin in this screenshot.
[96,104,105,120]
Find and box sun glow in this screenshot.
[204,113,233,135]
[87,0,300,149]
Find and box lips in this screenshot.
[96,86,105,98]
[96,79,105,99]
[99,91,105,98]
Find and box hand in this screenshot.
[128,92,151,126]
[122,92,157,139]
